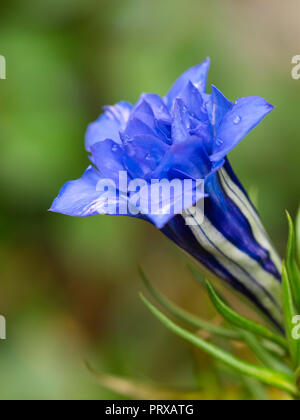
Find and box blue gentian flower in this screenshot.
[50,59,282,329]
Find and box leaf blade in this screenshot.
[205,280,288,351]
[286,211,300,313]
[139,266,240,340]
[238,330,292,375]
[296,207,300,266]
[282,262,300,368]
[140,293,298,397]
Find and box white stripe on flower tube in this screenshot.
[219,168,282,273]
[183,208,283,325]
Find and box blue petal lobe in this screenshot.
[103,101,132,127]
[140,93,172,142]
[130,100,156,132]
[210,96,274,161]
[171,99,190,144]
[85,101,132,152]
[151,136,212,181]
[139,93,171,123]
[90,140,127,185]
[177,81,207,121]
[165,58,211,108]
[121,117,156,142]
[123,134,169,178]
[49,166,117,217]
[206,85,233,136]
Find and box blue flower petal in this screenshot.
[210,96,274,161]
[165,58,210,108]
[206,85,233,136]
[90,140,127,185]
[123,134,169,178]
[139,93,172,142]
[121,117,156,142]
[85,101,132,152]
[138,93,171,123]
[177,81,207,121]
[137,178,205,229]
[130,100,157,132]
[171,99,190,144]
[103,101,132,127]
[151,136,212,181]
[50,166,114,216]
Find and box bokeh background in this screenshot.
[0,0,299,400]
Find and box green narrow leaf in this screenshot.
[139,266,240,340]
[189,264,282,333]
[205,280,288,352]
[286,211,300,313]
[261,339,287,357]
[296,207,300,266]
[282,262,300,368]
[238,330,292,375]
[140,293,298,397]
[216,364,269,400]
[187,264,207,288]
[242,377,269,401]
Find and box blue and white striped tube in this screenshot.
[162,159,283,330]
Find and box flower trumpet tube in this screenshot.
[50,59,282,329]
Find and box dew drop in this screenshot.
[111,144,118,152]
[216,138,224,147]
[186,120,191,129]
[233,115,242,125]
[145,153,152,161]
[123,135,130,146]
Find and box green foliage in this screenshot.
[282,263,300,368]
[237,330,291,375]
[296,208,300,270]
[205,280,288,351]
[139,266,240,340]
[140,211,300,399]
[140,293,298,397]
[285,212,300,312]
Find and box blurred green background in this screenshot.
[0,0,299,400]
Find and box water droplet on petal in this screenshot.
[123,135,131,146]
[216,138,224,147]
[111,144,118,152]
[233,115,242,125]
[145,153,152,161]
